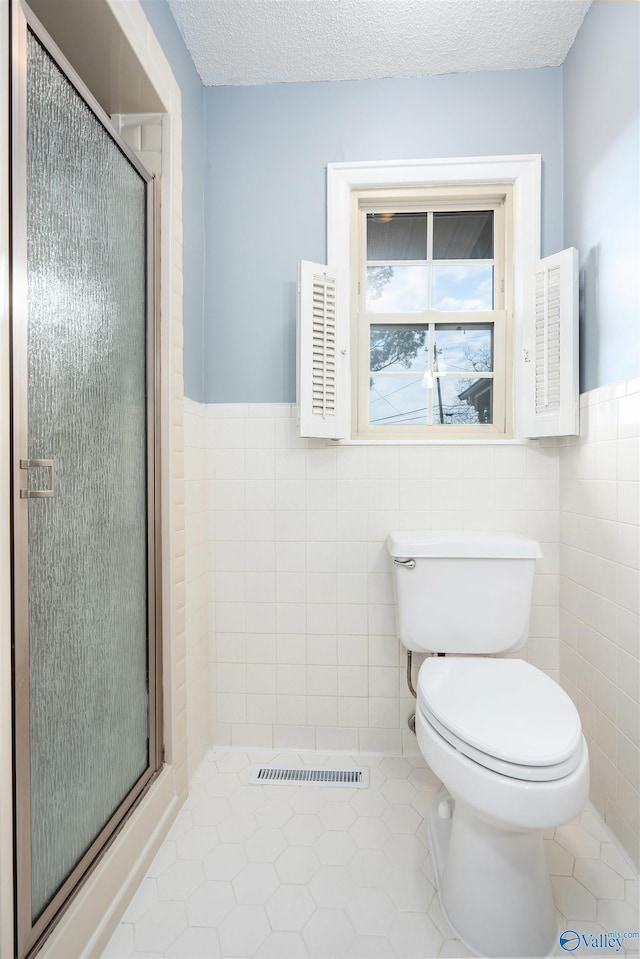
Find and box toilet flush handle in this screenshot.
[394,558,415,570]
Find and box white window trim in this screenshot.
[327,155,541,443]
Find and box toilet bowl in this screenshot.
[387,531,590,958]
[417,657,588,829]
[416,657,589,958]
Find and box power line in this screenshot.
[371,405,429,424]
[370,375,424,401]
[370,385,404,417]
[371,402,477,425]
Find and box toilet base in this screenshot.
[428,793,559,958]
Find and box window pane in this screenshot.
[433,376,493,424]
[433,211,493,259]
[367,212,427,261]
[370,325,428,374]
[370,375,428,426]
[434,324,493,373]
[366,265,428,313]
[431,264,493,311]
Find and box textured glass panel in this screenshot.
[433,211,493,259]
[431,264,493,311]
[367,212,427,260]
[27,31,149,920]
[366,266,428,313]
[370,325,428,374]
[370,375,427,425]
[434,324,494,373]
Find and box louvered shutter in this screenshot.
[297,260,348,439]
[522,248,579,437]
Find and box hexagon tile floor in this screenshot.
[103,750,639,959]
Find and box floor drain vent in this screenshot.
[250,766,369,787]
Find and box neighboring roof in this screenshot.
[458,378,492,401]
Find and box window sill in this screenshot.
[327,437,540,447]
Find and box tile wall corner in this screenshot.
[559,378,640,867]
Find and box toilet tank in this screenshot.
[387,531,542,654]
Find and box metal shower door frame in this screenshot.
[10,2,163,956]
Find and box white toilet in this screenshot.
[387,531,589,959]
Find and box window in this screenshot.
[297,156,579,442]
[355,189,510,439]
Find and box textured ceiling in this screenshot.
[168,0,592,87]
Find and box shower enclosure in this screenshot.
[10,2,162,955]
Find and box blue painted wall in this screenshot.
[142,3,639,401]
[204,69,564,402]
[563,2,640,392]
[141,0,205,402]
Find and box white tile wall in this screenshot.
[559,378,640,868]
[183,385,639,866]
[185,399,213,778]
[184,403,561,759]
[112,113,163,176]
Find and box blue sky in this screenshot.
[366,263,493,313]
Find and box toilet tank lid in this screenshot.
[386,531,543,559]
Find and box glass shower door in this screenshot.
[11,6,162,956]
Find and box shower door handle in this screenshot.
[19,459,55,498]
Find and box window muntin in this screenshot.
[369,322,494,427]
[355,191,509,439]
[365,207,495,311]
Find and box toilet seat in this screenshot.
[419,700,585,782]
[417,657,583,783]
